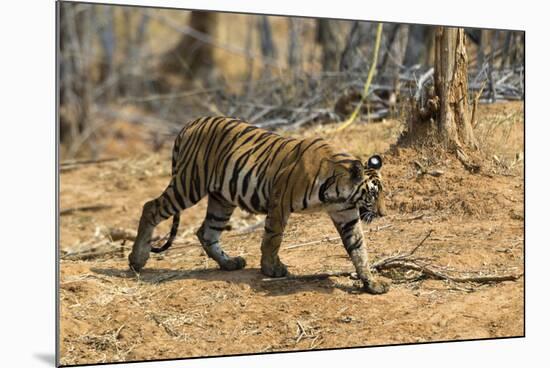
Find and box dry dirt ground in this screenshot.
[59,102,524,366]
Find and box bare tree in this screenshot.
[500,31,513,71]
[339,21,371,72]
[316,19,343,71]
[407,27,479,170]
[287,18,302,71]
[258,16,277,76]
[159,11,216,80]
[378,24,401,75]
[433,27,477,150]
[59,3,94,149]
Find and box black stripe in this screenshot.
[241,167,253,196]
[206,212,230,223]
[164,192,178,213]
[346,238,362,252]
[319,174,336,203]
[172,178,187,209]
[309,163,323,200]
[343,233,354,244]
[176,117,211,173]
[158,207,171,219]
[333,158,361,165]
[208,120,242,189]
[337,206,356,212]
[302,181,310,210]
[251,190,262,212]
[277,138,325,206]
[208,225,228,232]
[217,125,259,190]
[238,196,255,213]
[201,117,229,188]
[346,181,365,202]
[341,218,359,234]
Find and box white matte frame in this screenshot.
[1,1,545,368]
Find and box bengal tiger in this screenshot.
[128,116,390,294]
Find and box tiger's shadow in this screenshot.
[91,267,361,296]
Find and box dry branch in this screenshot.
[262,270,356,283]
[60,204,113,216]
[60,157,118,167]
[263,229,522,287]
[61,226,163,260]
[412,160,445,177]
[284,224,393,250]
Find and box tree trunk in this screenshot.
[433,27,477,149]
[159,11,216,79]
[316,19,342,71]
[405,27,479,171]
[258,16,277,76]
[379,24,401,75]
[287,18,302,71]
[339,21,370,72]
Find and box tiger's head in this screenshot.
[319,154,386,223]
[355,155,386,223]
[340,155,386,224]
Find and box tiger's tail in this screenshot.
[150,212,180,253]
[150,132,184,254]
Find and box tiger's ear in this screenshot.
[366,155,382,170]
[349,160,364,183]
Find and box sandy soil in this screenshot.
[58,102,524,366]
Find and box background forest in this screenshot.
[58,3,524,159]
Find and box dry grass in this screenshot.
[473,101,524,172]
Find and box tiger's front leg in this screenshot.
[329,207,390,294]
[260,204,290,278]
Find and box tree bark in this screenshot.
[404,27,480,171]
[433,27,477,149]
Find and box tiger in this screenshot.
[128,116,390,294]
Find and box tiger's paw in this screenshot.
[220,256,247,271]
[261,260,289,278]
[128,253,147,274]
[363,277,391,294]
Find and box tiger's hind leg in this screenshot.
[196,194,246,271]
[129,182,188,272]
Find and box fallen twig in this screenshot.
[60,204,113,216]
[235,219,265,234]
[374,260,522,284]
[264,228,522,287]
[60,157,119,167]
[296,320,307,343]
[284,224,393,250]
[400,214,425,222]
[413,160,445,177]
[262,270,356,283]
